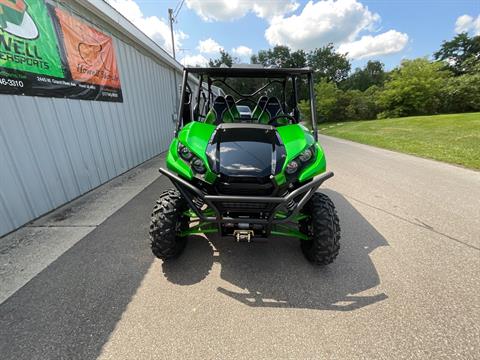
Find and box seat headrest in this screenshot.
[264,97,282,118]
[213,96,226,105]
[225,95,235,108]
[257,96,268,108]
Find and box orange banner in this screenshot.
[55,8,121,89]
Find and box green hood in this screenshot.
[167,122,326,185]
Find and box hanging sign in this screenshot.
[0,0,123,102]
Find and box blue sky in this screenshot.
[107,0,480,70]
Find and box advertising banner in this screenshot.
[0,0,123,102]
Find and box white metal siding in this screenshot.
[0,4,181,236]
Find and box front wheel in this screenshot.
[299,192,341,265]
[149,189,189,260]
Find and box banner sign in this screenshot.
[0,0,123,102]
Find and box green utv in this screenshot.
[150,66,340,265]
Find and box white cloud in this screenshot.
[197,38,223,54]
[232,45,253,58]
[106,0,187,54]
[265,0,380,49]
[186,0,299,22]
[265,0,409,60]
[455,14,480,35]
[338,30,409,59]
[180,54,209,67]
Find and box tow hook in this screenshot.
[233,230,254,242]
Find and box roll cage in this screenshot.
[176,66,319,140]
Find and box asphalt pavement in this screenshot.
[1,135,479,359]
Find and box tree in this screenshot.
[341,60,387,91]
[251,44,350,83]
[251,45,307,68]
[434,33,480,75]
[209,50,237,67]
[343,88,379,120]
[298,80,341,123]
[376,58,450,118]
[441,71,480,113]
[307,44,351,83]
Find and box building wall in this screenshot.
[0,0,182,236]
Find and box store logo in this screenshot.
[0,0,38,40]
[78,42,104,68]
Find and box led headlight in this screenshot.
[286,160,299,174]
[298,148,313,162]
[192,157,206,174]
[179,144,193,161]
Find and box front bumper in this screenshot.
[159,167,333,225]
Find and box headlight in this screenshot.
[192,157,206,174]
[286,160,299,174]
[179,144,193,161]
[285,145,316,176]
[298,148,313,162]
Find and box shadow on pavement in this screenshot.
[163,190,388,311]
[0,177,169,360]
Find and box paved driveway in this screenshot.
[1,135,479,359]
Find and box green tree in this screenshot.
[341,60,387,91]
[307,44,351,83]
[441,71,480,113]
[376,58,450,118]
[434,33,480,75]
[299,80,342,123]
[209,50,237,67]
[343,88,379,120]
[251,45,307,68]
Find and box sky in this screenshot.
[105,0,480,70]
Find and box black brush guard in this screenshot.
[159,167,333,225]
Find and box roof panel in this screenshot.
[186,67,313,78]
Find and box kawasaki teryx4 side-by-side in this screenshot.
[150,66,340,265]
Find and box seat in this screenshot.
[205,96,229,125]
[258,97,283,124]
[251,96,268,121]
[225,95,240,122]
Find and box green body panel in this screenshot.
[167,122,218,184]
[275,124,325,184]
[177,122,216,157]
[277,124,316,160]
[298,143,326,182]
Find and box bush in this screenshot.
[376,59,450,117]
[441,72,480,113]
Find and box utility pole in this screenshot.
[168,0,185,124]
[168,0,184,59]
[168,8,176,59]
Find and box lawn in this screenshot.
[319,112,480,170]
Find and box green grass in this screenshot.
[320,112,480,170]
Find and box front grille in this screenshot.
[221,202,269,210]
[216,176,274,196]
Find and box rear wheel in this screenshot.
[299,192,340,265]
[149,189,189,260]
